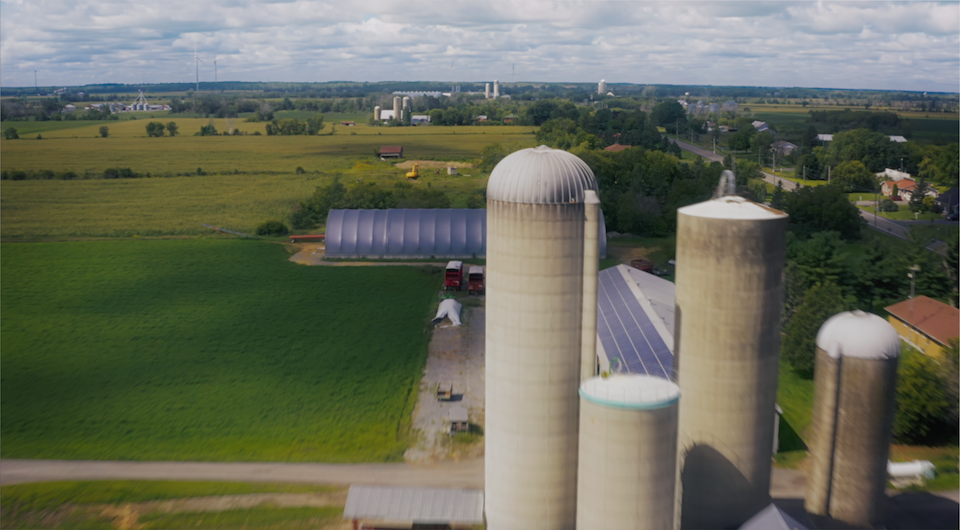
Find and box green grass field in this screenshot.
[0,239,441,462]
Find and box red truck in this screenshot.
[444,261,464,290]
[468,266,485,295]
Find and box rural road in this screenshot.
[670,138,797,191]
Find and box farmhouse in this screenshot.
[379,146,403,159]
[885,296,959,358]
[881,178,914,199]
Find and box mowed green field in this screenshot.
[0,239,440,462]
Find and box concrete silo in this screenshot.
[493,79,500,99]
[485,145,597,530]
[373,106,381,122]
[577,374,680,530]
[805,310,900,528]
[393,96,401,121]
[598,79,607,95]
[675,194,787,530]
[485,83,491,99]
[581,190,601,381]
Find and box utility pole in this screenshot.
[908,265,921,312]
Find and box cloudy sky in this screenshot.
[1,1,958,92]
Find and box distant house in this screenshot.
[379,146,403,159]
[770,141,797,156]
[876,168,912,182]
[62,104,76,113]
[604,144,631,152]
[410,115,431,126]
[752,121,770,133]
[898,180,939,203]
[340,121,355,126]
[885,296,959,358]
[889,135,908,143]
[503,114,518,124]
[881,178,914,199]
[935,187,958,214]
[476,115,488,122]
[817,134,834,142]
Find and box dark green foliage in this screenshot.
[820,128,906,173]
[650,100,686,128]
[198,123,218,136]
[894,350,952,443]
[165,122,179,136]
[0,240,439,461]
[3,127,18,139]
[853,235,906,311]
[102,167,140,179]
[880,198,899,212]
[99,125,109,138]
[771,181,786,211]
[829,160,878,192]
[783,185,863,240]
[908,178,935,212]
[796,153,822,180]
[477,143,514,172]
[265,116,325,136]
[295,166,305,175]
[255,220,289,236]
[781,282,847,379]
[808,109,900,132]
[291,178,452,229]
[145,121,166,137]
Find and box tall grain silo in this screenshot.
[581,190,601,381]
[598,79,607,95]
[485,145,597,530]
[373,106,381,122]
[393,96,401,121]
[485,83,491,99]
[805,310,900,528]
[675,193,787,530]
[493,79,500,99]
[577,374,680,530]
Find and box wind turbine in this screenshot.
[194,46,203,92]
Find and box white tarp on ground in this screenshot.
[433,299,462,326]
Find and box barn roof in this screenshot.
[343,485,483,525]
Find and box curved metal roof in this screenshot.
[486,145,598,205]
[325,208,607,259]
[816,310,900,360]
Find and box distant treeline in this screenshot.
[808,110,901,132]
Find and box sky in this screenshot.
[1,1,958,93]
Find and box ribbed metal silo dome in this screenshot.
[806,310,901,528]
[485,145,596,530]
[486,145,597,204]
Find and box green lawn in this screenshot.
[857,204,942,221]
[139,506,343,529]
[0,239,440,462]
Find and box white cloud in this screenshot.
[0,0,956,91]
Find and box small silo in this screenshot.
[373,106,381,122]
[485,83,491,99]
[675,193,788,530]
[393,96,401,121]
[485,145,597,530]
[402,96,411,110]
[598,79,607,95]
[577,374,680,530]
[805,310,900,528]
[493,79,500,98]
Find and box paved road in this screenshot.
[670,138,797,191]
[0,459,485,488]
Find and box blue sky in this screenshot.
[1,1,958,92]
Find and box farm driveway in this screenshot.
[0,459,483,488]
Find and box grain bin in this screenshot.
[393,96,401,121]
[493,79,500,98]
[373,106,381,121]
[577,375,680,530]
[805,310,900,528]
[485,145,597,530]
[675,194,787,529]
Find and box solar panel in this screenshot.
[596,267,673,380]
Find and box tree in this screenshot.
[795,153,822,180]
[830,160,877,193]
[784,185,863,240]
[3,127,18,139]
[145,122,166,137]
[198,123,218,136]
[771,181,786,211]
[255,220,289,236]
[781,281,847,378]
[99,126,109,138]
[306,115,325,135]
[166,122,179,136]
[908,178,934,213]
[651,101,686,129]
[894,350,952,443]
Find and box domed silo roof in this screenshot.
[816,310,901,359]
[486,145,597,204]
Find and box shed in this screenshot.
[437,382,453,401]
[340,121,355,126]
[379,145,403,158]
[325,208,609,259]
[447,167,458,175]
[884,296,959,358]
[449,406,469,433]
[343,485,484,528]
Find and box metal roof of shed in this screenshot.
[343,485,484,525]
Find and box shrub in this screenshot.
[880,198,899,212]
[295,167,305,175]
[3,127,18,139]
[256,220,289,237]
[145,122,166,137]
[99,126,109,138]
[894,350,952,443]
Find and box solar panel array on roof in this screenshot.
[325,208,607,259]
[597,267,673,379]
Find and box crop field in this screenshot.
[0,239,441,462]
[0,121,535,174]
